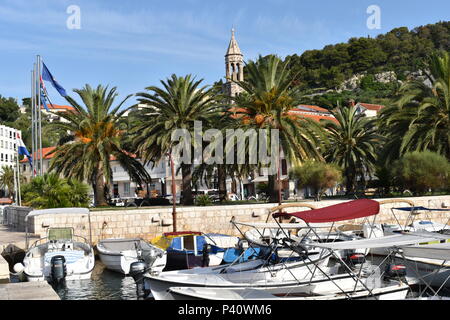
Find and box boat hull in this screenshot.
[168,283,410,301]
[400,256,450,288]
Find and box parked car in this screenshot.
[194,190,220,202]
[227,193,241,201]
[164,194,181,204]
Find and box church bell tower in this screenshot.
[224,28,244,97]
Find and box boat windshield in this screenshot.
[48,227,73,241]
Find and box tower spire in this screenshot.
[226,27,242,56]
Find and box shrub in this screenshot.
[195,195,213,207]
[393,151,450,195]
[290,161,343,201]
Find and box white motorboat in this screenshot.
[398,241,450,288]
[97,238,167,275]
[146,256,341,300]
[168,279,410,300]
[15,208,95,284]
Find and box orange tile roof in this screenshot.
[20,147,56,163]
[290,113,339,123]
[41,104,76,112]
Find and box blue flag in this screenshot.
[40,89,50,112]
[17,133,33,168]
[42,62,67,97]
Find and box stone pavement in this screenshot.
[0,225,39,252]
[0,281,60,300]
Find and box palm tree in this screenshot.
[389,51,450,160]
[232,55,325,202]
[132,74,221,208]
[0,165,15,197]
[47,85,151,206]
[21,173,90,209]
[323,103,381,195]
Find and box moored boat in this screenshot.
[97,238,166,275]
[15,208,96,285]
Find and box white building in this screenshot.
[0,125,21,172]
[41,104,77,123]
[0,125,22,197]
[20,146,187,200]
[355,102,385,118]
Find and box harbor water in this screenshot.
[11,259,138,300]
[54,262,138,300]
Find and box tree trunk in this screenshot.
[181,164,193,205]
[217,164,227,202]
[169,151,177,232]
[94,172,108,207]
[345,170,355,196]
[268,174,279,203]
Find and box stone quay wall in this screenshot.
[7,195,450,245]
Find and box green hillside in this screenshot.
[285,21,450,106]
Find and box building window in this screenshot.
[0,153,3,161]
[5,154,7,162]
[23,164,26,172]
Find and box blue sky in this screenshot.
[1,0,449,107]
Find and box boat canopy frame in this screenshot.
[24,208,92,249]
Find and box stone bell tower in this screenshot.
[224,28,244,97]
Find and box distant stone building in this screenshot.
[354,102,385,118]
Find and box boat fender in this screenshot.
[50,255,67,285]
[13,263,25,274]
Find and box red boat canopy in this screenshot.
[273,199,380,223]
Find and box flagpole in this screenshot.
[33,62,38,176]
[37,55,43,176]
[13,152,18,205]
[31,68,35,178]
[15,142,21,207]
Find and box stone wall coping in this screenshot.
[90,195,450,215]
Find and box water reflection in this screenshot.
[54,261,137,300]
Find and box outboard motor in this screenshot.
[202,243,210,267]
[384,264,407,279]
[343,250,366,267]
[129,260,149,300]
[50,255,67,285]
